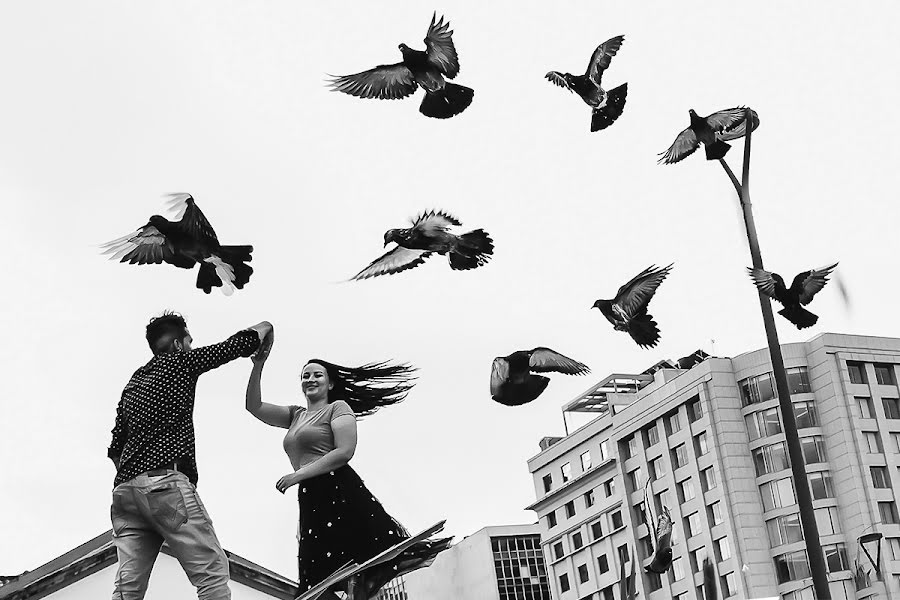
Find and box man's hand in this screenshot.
[248,321,273,346]
[252,328,274,365]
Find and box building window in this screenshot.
[597,554,609,573]
[786,367,811,394]
[872,466,891,489]
[767,513,804,546]
[880,501,899,524]
[753,442,790,476]
[782,588,815,600]
[875,363,897,386]
[715,537,731,561]
[610,510,623,530]
[888,537,900,561]
[491,535,551,600]
[650,456,666,479]
[646,571,662,591]
[858,396,874,419]
[702,467,718,492]
[721,572,737,598]
[864,431,883,454]
[671,444,688,469]
[634,502,647,526]
[808,472,833,500]
[565,501,576,518]
[628,467,643,491]
[599,440,610,462]
[542,474,553,493]
[579,452,592,474]
[690,547,707,573]
[559,573,570,593]
[625,436,638,458]
[760,477,796,510]
[577,563,589,583]
[617,544,629,566]
[708,501,724,526]
[740,372,777,406]
[884,398,900,419]
[775,550,811,584]
[667,411,682,435]
[590,520,603,540]
[815,506,840,536]
[695,432,709,456]
[793,402,818,428]
[553,541,564,560]
[685,512,702,538]
[848,361,867,384]
[745,407,782,440]
[679,479,696,503]
[893,433,900,454]
[640,535,654,559]
[656,489,674,513]
[800,436,827,465]
[547,511,558,529]
[572,532,583,550]
[603,479,615,497]
[561,463,572,483]
[645,423,660,447]
[688,396,703,422]
[600,585,614,600]
[823,543,849,572]
[584,489,595,508]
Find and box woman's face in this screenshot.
[301,363,332,401]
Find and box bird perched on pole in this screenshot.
[545,35,628,132]
[328,13,474,119]
[747,263,839,329]
[592,264,673,348]
[351,210,493,280]
[658,108,758,164]
[643,479,674,574]
[100,194,253,295]
[490,348,590,406]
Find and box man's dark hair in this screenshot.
[146,311,188,355]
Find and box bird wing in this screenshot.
[100,224,179,265]
[615,264,673,318]
[585,35,624,85]
[411,209,462,234]
[643,478,657,551]
[705,107,749,133]
[328,63,418,100]
[528,348,590,375]
[350,246,431,280]
[718,109,760,141]
[490,357,509,397]
[655,508,673,549]
[797,262,838,305]
[424,13,460,78]
[167,194,220,246]
[657,127,699,165]
[747,267,788,301]
[544,71,573,92]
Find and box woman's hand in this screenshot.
[252,329,274,365]
[276,471,302,494]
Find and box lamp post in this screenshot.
[715,109,831,599]
[858,530,889,598]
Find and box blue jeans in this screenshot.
[110,471,231,600]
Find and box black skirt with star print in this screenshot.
[297,464,451,598]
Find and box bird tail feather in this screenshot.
[591,82,628,132]
[705,139,731,160]
[778,305,818,329]
[629,312,661,348]
[419,83,474,119]
[449,229,493,270]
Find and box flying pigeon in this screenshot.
[643,480,674,574]
[545,35,628,132]
[328,13,474,119]
[747,263,838,329]
[100,194,253,295]
[592,264,673,348]
[351,210,493,280]
[490,348,590,406]
[658,108,758,164]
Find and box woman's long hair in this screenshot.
[304,358,417,417]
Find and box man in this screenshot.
[107,311,272,600]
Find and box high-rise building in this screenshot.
[400,524,551,600]
[526,333,900,600]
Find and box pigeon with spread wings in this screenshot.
[328,13,474,119]
[747,263,839,329]
[658,108,758,164]
[100,194,253,295]
[592,264,673,348]
[545,35,628,132]
[490,348,590,406]
[643,479,674,574]
[351,210,493,281]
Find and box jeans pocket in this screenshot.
[110,489,130,535]
[145,482,188,532]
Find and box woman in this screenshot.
[246,330,451,599]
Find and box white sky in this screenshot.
[2,0,899,582]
